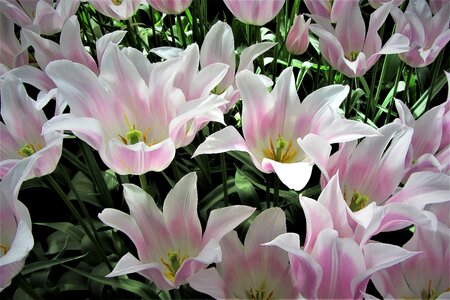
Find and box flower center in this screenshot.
[0,244,8,257]
[118,113,152,146]
[345,51,360,62]
[245,283,273,300]
[18,143,42,157]
[348,191,369,212]
[420,280,448,300]
[111,0,122,5]
[263,136,297,163]
[160,250,188,283]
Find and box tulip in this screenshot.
[265,229,418,299]
[0,75,64,180]
[146,0,193,14]
[194,67,378,190]
[43,43,228,175]
[0,13,27,76]
[286,14,311,55]
[368,0,405,9]
[391,0,450,67]
[98,172,255,290]
[310,1,409,77]
[371,225,450,299]
[188,208,302,298]
[88,0,142,20]
[395,96,449,180]
[0,157,36,291]
[0,0,80,35]
[223,0,285,26]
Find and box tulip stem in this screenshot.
[220,153,229,206]
[168,15,177,46]
[273,175,280,207]
[385,61,404,124]
[402,65,413,106]
[365,57,381,122]
[45,175,113,270]
[425,51,444,111]
[13,274,44,300]
[147,6,158,48]
[177,15,187,48]
[79,141,114,208]
[373,54,389,117]
[139,174,148,192]
[265,174,271,208]
[345,78,354,118]
[272,14,282,80]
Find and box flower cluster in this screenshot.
[0,0,449,298]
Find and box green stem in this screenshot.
[139,174,148,192]
[425,51,444,111]
[315,53,322,89]
[273,175,280,208]
[265,174,271,209]
[125,19,139,49]
[176,14,187,48]
[172,160,180,181]
[148,6,158,48]
[79,141,114,208]
[385,62,404,124]
[345,78,354,118]
[272,14,281,80]
[168,15,177,46]
[365,57,381,122]
[220,153,228,207]
[402,65,413,105]
[373,55,389,114]
[45,175,113,270]
[13,274,44,300]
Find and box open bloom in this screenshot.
[223,0,285,26]
[98,172,255,290]
[88,0,142,20]
[17,15,126,112]
[391,0,450,67]
[0,13,27,76]
[265,228,417,299]
[0,157,36,291]
[200,21,274,112]
[371,224,450,299]
[395,97,449,180]
[188,208,300,299]
[0,75,64,179]
[0,0,79,35]
[194,67,378,190]
[309,0,409,77]
[147,0,192,14]
[43,43,228,175]
[286,14,311,55]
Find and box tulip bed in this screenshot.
[1,0,449,299]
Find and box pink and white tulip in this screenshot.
[194,67,378,190]
[98,172,255,290]
[371,225,450,299]
[0,75,64,180]
[188,208,301,299]
[88,0,142,20]
[0,0,80,35]
[0,13,28,76]
[286,14,311,55]
[391,0,450,67]
[200,21,275,112]
[395,96,449,180]
[0,157,36,291]
[43,43,228,175]
[146,0,193,14]
[265,228,417,299]
[223,0,285,26]
[310,0,410,77]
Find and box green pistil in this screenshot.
[160,250,188,283]
[18,144,36,157]
[245,283,274,300]
[126,129,142,145]
[263,135,297,163]
[349,191,369,212]
[346,51,360,62]
[111,0,122,5]
[0,244,8,257]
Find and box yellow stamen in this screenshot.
[160,250,188,283]
[263,136,297,163]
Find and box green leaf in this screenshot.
[67,171,101,207]
[63,265,160,299]
[22,254,88,275]
[235,169,261,209]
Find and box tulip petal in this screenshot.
[193,126,250,157]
